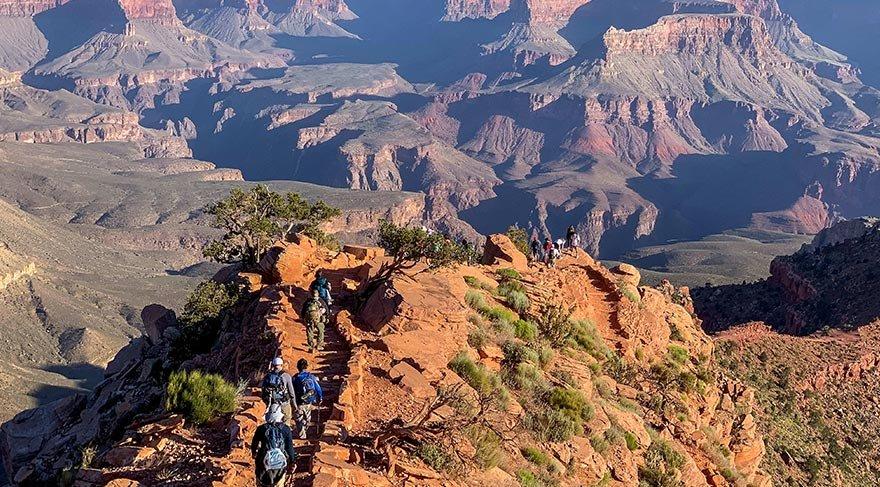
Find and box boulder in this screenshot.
[342,245,385,261]
[611,263,641,288]
[141,304,176,345]
[388,361,435,399]
[102,445,156,467]
[481,234,528,271]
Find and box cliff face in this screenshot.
[443,0,511,21]
[0,235,771,486]
[0,0,66,16]
[118,0,178,24]
[693,218,880,335]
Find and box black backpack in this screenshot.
[263,372,287,404]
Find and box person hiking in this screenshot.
[309,270,333,306]
[529,237,541,262]
[542,238,554,265]
[548,241,560,268]
[570,232,581,252]
[566,225,576,249]
[292,358,324,439]
[251,407,297,487]
[302,288,327,352]
[261,357,297,426]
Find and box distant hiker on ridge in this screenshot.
[261,357,297,426]
[530,237,541,262]
[566,225,576,249]
[543,238,554,266]
[251,407,296,486]
[302,288,328,352]
[292,358,324,439]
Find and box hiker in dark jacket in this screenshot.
[261,357,298,427]
[529,237,541,262]
[302,289,328,352]
[251,408,297,486]
[309,270,332,306]
[292,358,324,439]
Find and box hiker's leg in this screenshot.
[317,321,325,349]
[281,402,293,428]
[306,322,315,350]
[295,404,310,439]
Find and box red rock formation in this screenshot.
[118,0,179,24]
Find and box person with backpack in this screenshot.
[566,225,576,249]
[529,237,541,263]
[292,358,324,439]
[542,238,554,265]
[251,407,297,486]
[570,232,581,252]
[261,357,297,426]
[309,270,332,306]
[302,289,328,352]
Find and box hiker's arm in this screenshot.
[285,375,298,408]
[314,379,324,402]
[251,426,262,457]
[284,429,297,465]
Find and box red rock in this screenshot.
[481,234,528,271]
[388,361,436,399]
[102,445,157,467]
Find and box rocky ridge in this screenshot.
[3,234,770,485]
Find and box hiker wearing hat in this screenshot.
[261,357,298,427]
[251,407,296,486]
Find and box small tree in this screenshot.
[171,280,243,360]
[203,185,341,266]
[359,221,470,303]
[165,369,238,424]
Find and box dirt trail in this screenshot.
[277,290,352,487]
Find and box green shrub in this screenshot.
[172,280,243,359]
[590,435,610,455]
[537,345,554,368]
[668,345,689,365]
[548,387,594,421]
[638,436,685,487]
[416,443,458,473]
[468,328,490,349]
[624,431,639,451]
[486,306,517,323]
[514,319,538,341]
[526,408,583,442]
[165,370,238,424]
[536,304,576,346]
[466,290,489,311]
[604,424,626,445]
[619,284,640,303]
[521,446,550,466]
[504,291,531,314]
[448,352,509,407]
[467,425,502,470]
[496,267,523,281]
[502,340,539,365]
[571,320,613,361]
[515,469,558,487]
[504,362,546,392]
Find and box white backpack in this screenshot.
[262,424,288,471]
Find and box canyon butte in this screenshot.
[0,0,878,486]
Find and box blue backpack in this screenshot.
[293,372,319,404]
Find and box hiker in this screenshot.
[261,357,297,426]
[566,225,576,249]
[529,237,541,262]
[548,241,560,268]
[251,407,297,487]
[542,238,554,265]
[570,232,581,252]
[310,270,333,306]
[302,288,328,352]
[556,237,566,251]
[292,358,324,439]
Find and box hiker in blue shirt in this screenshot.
[291,358,323,439]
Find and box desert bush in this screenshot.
[416,442,458,473]
[638,436,685,487]
[504,362,546,392]
[486,306,517,323]
[464,275,494,291]
[514,319,538,341]
[548,387,594,422]
[571,319,613,361]
[526,408,583,442]
[504,290,531,314]
[625,431,639,451]
[165,370,238,424]
[496,267,523,281]
[667,345,689,365]
[172,280,243,360]
[537,345,554,368]
[468,328,490,349]
[590,434,610,455]
[466,290,489,311]
[448,352,509,406]
[467,425,503,470]
[535,304,576,346]
[521,446,551,466]
[502,340,539,365]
